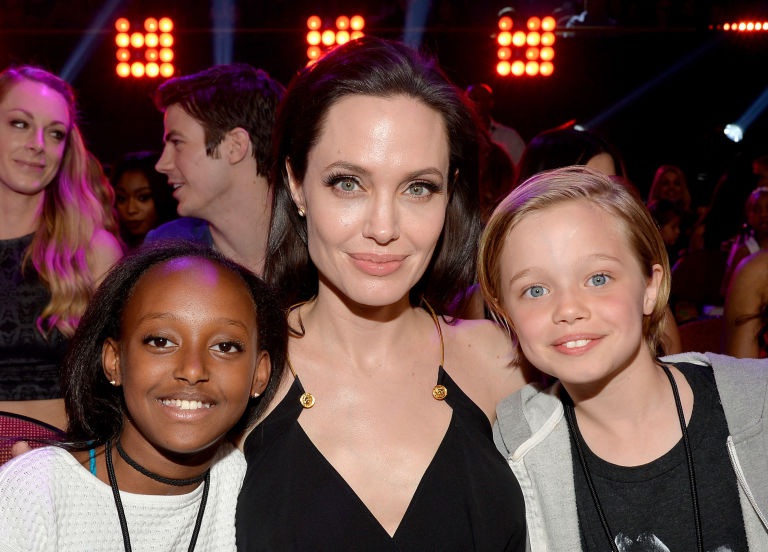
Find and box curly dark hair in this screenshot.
[62,241,287,449]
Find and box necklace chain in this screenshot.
[116,439,209,486]
[105,440,210,552]
[563,363,703,552]
[286,298,447,407]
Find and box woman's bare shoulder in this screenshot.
[441,317,526,416]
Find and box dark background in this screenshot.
[1,0,766,206]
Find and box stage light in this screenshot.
[115,18,130,33]
[116,62,131,77]
[114,16,175,79]
[350,15,365,31]
[336,15,350,30]
[718,19,768,32]
[527,32,541,46]
[130,32,144,48]
[525,61,539,76]
[540,61,554,76]
[321,30,336,46]
[159,48,174,62]
[305,14,365,62]
[160,63,175,78]
[336,30,351,45]
[495,14,556,77]
[724,123,743,143]
[131,62,145,78]
[158,17,173,32]
[496,61,511,76]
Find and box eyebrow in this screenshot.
[506,253,622,285]
[163,130,183,143]
[7,107,68,128]
[137,312,250,331]
[324,161,446,181]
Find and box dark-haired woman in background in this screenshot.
[112,150,178,249]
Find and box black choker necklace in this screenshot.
[116,439,209,486]
[562,363,703,552]
[105,440,210,552]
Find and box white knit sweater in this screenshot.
[0,442,245,551]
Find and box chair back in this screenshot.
[677,316,725,354]
[0,411,65,466]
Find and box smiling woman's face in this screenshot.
[288,94,451,309]
[0,78,70,197]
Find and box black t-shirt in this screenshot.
[565,362,748,551]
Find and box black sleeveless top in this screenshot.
[236,367,526,551]
[0,234,68,400]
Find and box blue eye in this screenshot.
[524,285,548,298]
[589,273,610,287]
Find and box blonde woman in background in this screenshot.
[0,65,122,430]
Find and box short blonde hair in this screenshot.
[478,166,671,353]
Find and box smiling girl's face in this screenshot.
[103,257,269,460]
[498,199,662,390]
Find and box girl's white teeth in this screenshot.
[564,339,590,349]
[161,399,211,410]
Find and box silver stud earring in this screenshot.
[297,206,305,217]
[109,380,117,386]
